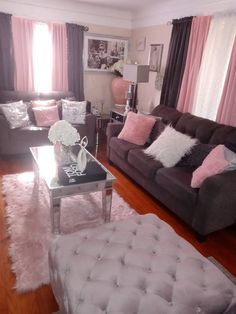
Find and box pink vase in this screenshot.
[111,77,130,105]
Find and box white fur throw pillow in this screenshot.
[144,125,197,167]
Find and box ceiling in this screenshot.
[74,0,162,12]
[1,0,236,29]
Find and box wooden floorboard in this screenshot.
[0,136,236,314]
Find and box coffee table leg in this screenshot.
[102,187,113,222]
[50,196,61,234]
[32,160,40,208]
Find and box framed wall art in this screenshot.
[84,34,128,72]
[148,44,164,72]
[136,37,146,51]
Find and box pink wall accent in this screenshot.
[177,16,211,113]
[49,23,68,91]
[216,37,236,126]
[12,17,34,91]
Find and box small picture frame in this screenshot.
[136,37,146,51]
[148,44,164,72]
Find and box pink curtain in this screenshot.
[12,17,34,91]
[177,16,211,113]
[49,23,68,91]
[216,37,236,126]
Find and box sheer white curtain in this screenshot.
[192,14,236,120]
[33,23,52,92]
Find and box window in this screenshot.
[33,23,52,92]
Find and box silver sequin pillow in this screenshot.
[62,99,86,124]
[1,100,30,129]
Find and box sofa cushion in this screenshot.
[109,137,143,160]
[155,167,197,207]
[31,99,56,107]
[128,148,163,179]
[151,105,182,126]
[175,112,218,143]
[148,118,166,143]
[209,125,236,152]
[177,143,216,168]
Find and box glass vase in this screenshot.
[54,143,76,165]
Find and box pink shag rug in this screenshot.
[2,172,136,293]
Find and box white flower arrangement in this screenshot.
[109,60,124,77]
[48,120,80,146]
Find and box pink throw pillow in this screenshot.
[118,112,156,145]
[191,145,229,188]
[32,105,59,127]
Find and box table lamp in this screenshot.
[123,64,149,113]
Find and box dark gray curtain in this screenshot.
[160,16,193,108]
[0,12,14,90]
[66,23,85,101]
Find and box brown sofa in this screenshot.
[106,105,236,239]
[0,91,96,155]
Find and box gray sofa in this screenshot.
[106,105,236,239]
[0,91,96,155]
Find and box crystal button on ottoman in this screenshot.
[49,214,236,314]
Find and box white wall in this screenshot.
[132,0,236,28]
[84,25,131,114]
[129,25,172,113]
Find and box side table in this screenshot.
[95,113,110,156]
[96,113,110,131]
[110,108,126,123]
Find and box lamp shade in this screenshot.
[123,64,149,83]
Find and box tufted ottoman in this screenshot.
[49,214,236,314]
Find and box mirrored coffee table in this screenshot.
[30,145,116,234]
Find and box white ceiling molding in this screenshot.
[132,0,236,28]
[0,0,236,29]
[0,0,132,28]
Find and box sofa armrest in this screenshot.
[193,170,236,235]
[106,122,124,159]
[0,114,11,155]
[85,113,96,149]
[106,122,124,138]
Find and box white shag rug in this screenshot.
[2,172,136,293]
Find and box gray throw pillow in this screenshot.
[62,100,86,124]
[1,100,30,129]
[177,143,216,168]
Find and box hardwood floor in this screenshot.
[0,136,236,314]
